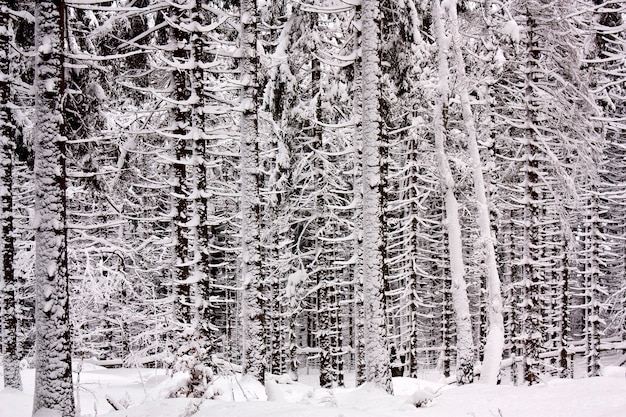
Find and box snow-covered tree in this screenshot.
[0,0,22,391]
[240,0,266,384]
[7,0,35,373]
[443,0,504,384]
[431,0,475,385]
[491,0,603,384]
[586,0,626,348]
[0,0,621,398]
[32,1,75,415]
[258,1,303,378]
[360,0,393,394]
[379,0,431,381]
[351,2,366,386]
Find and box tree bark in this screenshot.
[0,1,22,391]
[520,7,543,386]
[351,3,366,388]
[240,0,266,384]
[361,0,393,394]
[446,0,504,384]
[431,0,475,385]
[32,1,75,415]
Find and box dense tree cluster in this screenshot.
[0,1,624,415]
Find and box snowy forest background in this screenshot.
[0,0,625,416]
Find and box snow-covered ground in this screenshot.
[1,363,625,417]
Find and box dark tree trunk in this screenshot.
[32,1,75,416]
[240,0,266,384]
[0,1,22,391]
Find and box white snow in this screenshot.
[441,0,455,13]
[32,409,62,417]
[494,48,506,72]
[38,36,53,55]
[88,83,107,101]
[602,366,626,378]
[42,300,53,314]
[502,19,520,43]
[286,269,307,298]
[2,366,626,417]
[149,371,190,399]
[46,263,57,278]
[44,79,56,93]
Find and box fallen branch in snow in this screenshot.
[222,361,252,401]
[105,394,126,411]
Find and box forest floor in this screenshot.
[1,361,626,417]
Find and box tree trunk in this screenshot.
[361,0,393,394]
[32,1,75,415]
[521,8,543,386]
[583,195,602,377]
[191,0,216,373]
[446,0,504,384]
[170,2,192,331]
[558,235,571,378]
[352,3,366,387]
[240,0,266,384]
[431,0,475,385]
[0,2,22,391]
[312,47,335,388]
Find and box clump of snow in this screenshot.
[494,48,506,72]
[286,270,307,298]
[38,36,53,55]
[149,372,190,399]
[441,0,455,13]
[264,379,285,402]
[44,79,56,93]
[602,366,625,378]
[502,19,520,43]
[300,388,337,407]
[408,387,436,408]
[42,300,53,313]
[265,375,338,406]
[276,140,290,170]
[143,373,173,389]
[87,82,108,101]
[47,263,57,278]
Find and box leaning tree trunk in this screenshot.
[432,0,475,385]
[32,1,75,416]
[446,0,504,384]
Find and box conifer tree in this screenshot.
[32,1,75,415]
[361,0,393,394]
[240,0,266,384]
[0,0,22,391]
[431,0,475,385]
